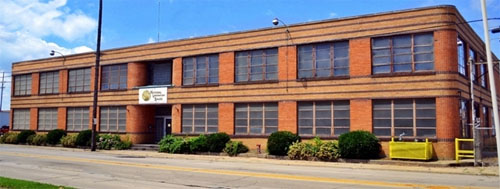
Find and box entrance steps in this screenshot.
[131,144,159,151]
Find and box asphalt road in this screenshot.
[0,145,498,189]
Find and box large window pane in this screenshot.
[101,64,127,90]
[234,103,278,135]
[183,55,218,86]
[14,74,32,96]
[298,41,349,79]
[13,109,30,130]
[99,106,126,132]
[38,108,58,131]
[182,104,218,134]
[40,71,59,94]
[298,101,350,136]
[67,107,89,132]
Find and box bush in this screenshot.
[206,133,230,152]
[288,137,339,161]
[26,134,36,145]
[97,134,131,150]
[316,141,339,161]
[188,134,209,152]
[267,131,300,156]
[30,134,47,146]
[338,131,380,159]
[1,133,19,144]
[288,141,314,160]
[76,130,93,147]
[224,141,249,156]
[60,135,78,148]
[158,135,188,153]
[115,136,132,150]
[17,130,36,144]
[46,129,67,145]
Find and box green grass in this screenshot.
[0,176,75,189]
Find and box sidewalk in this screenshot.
[4,144,498,176]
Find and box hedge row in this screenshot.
[158,133,248,156]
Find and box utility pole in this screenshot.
[91,0,103,152]
[0,72,4,111]
[469,58,481,166]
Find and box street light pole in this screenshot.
[91,0,103,151]
[480,0,500,177]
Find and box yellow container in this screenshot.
[389,138,433,160]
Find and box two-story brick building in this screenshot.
[10,5,499,159]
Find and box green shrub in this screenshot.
[206,133,230,152]
[267,131,301,156]
[338,131,380,159]
[76,130,92,147]
[60,135,78,148]
[2,133,19,144]
[98,134,128,150]
[46,129,67,145]
[30,134,47,146]
[158,135,188,153]
[316,141,339,161]
[288,141,314,160]
[115,140,132,150]
[224,141,249,156]
[17,130,36,144]
[188,134,209,152]
[288,137,340,161]
[26,134,36,145]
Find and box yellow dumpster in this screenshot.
[389,138,433,160]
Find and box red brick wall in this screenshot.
[278,101,297,133]
[127,62,148,89]
[88,106,94,130]
[59,70,68,93]
[31,73,39,95]
[218,103,234,134]
[171,104,181,133]
[90,66,96,92]
[172,58,183,86]
[30,108,37,130]
[278,46,297,81]
[436,97,460,139]
[349,38,372,76]
[57,107,66,130]
[219,52,234,84]
[350,99,372,132]
[126,105,155,143]
[434,30,458,72]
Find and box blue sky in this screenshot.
[0,0,500,110]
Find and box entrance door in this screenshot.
[155,116,172,142]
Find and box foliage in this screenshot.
[158,135,186,153]
[0,176,75,189]
[288,137,339,161]
[17,130,36,144]
[224,141,249,156]
[267,131,301,156]
[97,134,131,150]
[115,136,133,150]
[30,134,47,146]
[1,133,19,144]
[316,140,339,161]
[60,135,78,148]
[26,134,36,145]
[76,130,92,147]
[206,133,230,152]
[288,141,314,160]
[338,131,380,159]
[46,129,67,145]
[188,134,209,152]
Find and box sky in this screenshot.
[0,0,500,111]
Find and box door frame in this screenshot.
[155,116,171,139]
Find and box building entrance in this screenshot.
[155,116,171,142]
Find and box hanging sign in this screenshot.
[139,87,167,104]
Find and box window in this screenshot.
[13,109,30,130]
[14,74,31,96]
[373,99,436,137]
[372,33,434,74]
[38,108,58,131]
[68,68,91,93]
[298,41,349,78]
[100,106,126,132]
[39,71,59,94]
[458,37,467,76]
[235,49,278,82]
[183,55,218,85]
[149,62,172,85]
[480,58,487,88]
[298,101,350,136]
[67,107,89,132]
[460,99,471,138]
[101,64,127,90]
[470,50,477,83]
[235,103,278,135]
[182,104,218,134]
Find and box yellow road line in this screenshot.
[0,151,488,189]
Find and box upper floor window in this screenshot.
[235,48,278,82]
[39,71,59,94]
[235,103,278,135]
[470,49,477,83]
[298,101,350,136]
[298,41,349,79]
[372,33,434,74]
[14,74,31,96]
[38,108,58,131]
[100,106,126,132]
[182,104,218,134]
[480,58,487,88]
[373,99,436,138]
[68,68,91,93]
[149,62,172,85]
[458,37,467,77]
[101,64,127,90]
[13,109,30,130]
[183,55,218,85]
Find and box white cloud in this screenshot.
[147,37,155,43]
[329,12,337,18]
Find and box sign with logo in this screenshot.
[139,88,167,104]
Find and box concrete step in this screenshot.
[131,144,159,151]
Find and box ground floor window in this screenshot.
[373,98,436,137]
[298,100,350,136]
[99,106,126,132]
[182,104,218,134]
[13,109,30,130]
[235,103,278,135]
[38,108,58,131]
[67,107,89,132]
